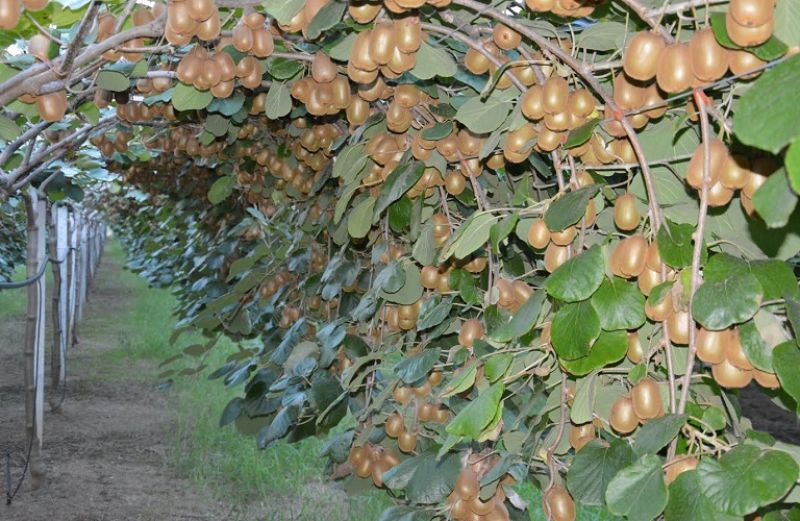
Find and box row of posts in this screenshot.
[21,187,104,481]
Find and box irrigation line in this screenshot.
[0,248,75,290]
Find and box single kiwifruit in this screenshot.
[22,0,47,11]
[526,0,556,11]
[311,51,337,83]
[623,31,666,81]
[544,243,569,272]
[728,49,766,77]
[369,22,396,65]
[631,378,663,420]
[753,369,780,389]
[456,468,480,500]
[613,73,647,110]
[568,88,595,118]
[527,219,551,249]
[614,193,641,231]
[395,16,422,53]
[627,331,644,363]
[641,82,668,119]
[187,0,214,21]
[27,33,50,61]
[232,23,254,52]
[464,47,491,75]
[459,318,484,348]
[211,79,234,98]
[445,171,466,195]
[536,126,563,152]
[707,180,734,207]
[385,413,404,438]
[667,309,690,345]
[251,28,274,57]
[346,96,370,125]
[616,235,648,278]
[645,289,673,322]
[397,431,417,453]
[492,23,521,50]
[689,28,729,83]
[725,328,753,370]
[696,328,727,364]
[726,15,774,47]
[656,43,693,93]
[168,0,196,34]
[729,0,774,27]
[712,357,753,388]
[719,153,751,189]
[544,110,571,132]
[543,76,569,114]
[686,138,728,189]
[665,457,698,484]
[610,396,638,434]
[569,422,595,450]
[543,486,576,521]
[550,225,577,246]
[393,385,412,404]
[637,266,662,296]
[36,90,67,122]
[348,1,381,24]
[0,0,22,29]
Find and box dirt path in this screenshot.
[0,252,230,521]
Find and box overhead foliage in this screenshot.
[2,0,800,520]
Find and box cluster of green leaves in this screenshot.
[0,197,26,281]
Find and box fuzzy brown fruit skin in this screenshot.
[686,138,728,189]
[397,431,417,453]
[610,396,638,434]
[527,219,551,249]
[656,43,693,94]
[631,378,663,420]
[542,76,569,115]
[623,32,666,81]
[37,90,67,122]
[569,422,595,450]
[455,468,480,501]
[689,28,729,83]
[696,328,727,364]
[614,193,641,231]
[753,369,780,389]
[729,0,774,27]
[0,0,22,29]
[726,16,774,47]
[713,357,753,388]
[665,457,698,484]
[543,486,576,521]
[459,318,484,348]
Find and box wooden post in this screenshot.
[76,215,88,322]
[23,186,46,485]
[68,211,79,348]
[49,205,69,408]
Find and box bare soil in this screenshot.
[0,253,230,521]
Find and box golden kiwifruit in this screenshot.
[550,225,577,246]
[464,47,491,75]
[712,358,753,388]
[240,62,263,89]
[393,385,412,404]
[199,57,222,87]
[243,11,265,29]
[527,219,551,249]
[348,1,381,23]
[445,171,466,195]
[521,85,545,120]
[421,265,441,289]
[395,84,420,108]
[543,76,569,114]
[492,23,521,50]
[164,23,192,45]
[686,138,728,189]
[753,369,780,389]
[369,22,396,65]
[456,468,480,500]
[428,371,443,386]
[696,328,727,364]
[729,0,774,27]
[613,73,647,110]
[645,288,673,322]
[623,31,666,81]
[627,331,644,363]
[725,328,753,370]
[707,180,734,207]
[718,154,750,190]
[459,318,484,348]
[385,413,404,438]
[614,193,641,231]
[544,243,569,272]
[211,79,234,98]
[641,82,667,119]
[395,16,422,53]
[27,33,50,61]
[351,31,377,71]
[729,49,766,77]
[637,266,662,296]
[667,309,690,345]
[543,486,576,521]
[251,28,274,57]
[346,96,370,125]
[544,110,571,132]
[36,90,67,122]
[526,0,556,11]
[312,51,337,83]
[631,378,663,420]
[656,43,693,93]
[610,395,639,434]
[568,88,595,118]
[232,23,254,52]
[22,0,47,11]
[689,28,729,83]
[0,0,21,28]
[569,422,595,450]
[615,235,648,278]
[536,127,563,152]
[168,0,195,33]
[398,431,417,453]
[187,0,214,21]
[665,457,698,484]
[726,16,774,47]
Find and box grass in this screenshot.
[0,264,53,317]
[96,241,392,520]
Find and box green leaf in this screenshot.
[208,176,233,204]
[490,212,518,254]
[0,113,21,141]
[753,169,799,228]
[204,113,229,137]
[545,185,600,231]
[568,438,635,506]
[380,261,423,305]
[488,291,546,342]
[733,54,800,154]
[410,40,457,80]
[96,70,130,92]
[208,91,245,115]
[544,246,605,303]
[446,382,504,438]
[606,454,668,521]
[590,277,646,331]
[697,445,800,516]
[560,330,627,376]
[739,318,775,372]
[265,82,292,119]
[332,143,367,181]
[455,92,514,134]
[564,118,600,149]
[328,33,355,61]
[348,196,375,239]
[395,349,441,384]
[305,1,346,40]
[774,0,800,47]
[388,196,412,233]
[412,224,437,266]
[576,22,627,51]
[484,354,512,382]
[570,372,597,424]
[691,272,763,330]
[421,122,452,141]
[551,300,601,360]
[774,341,800,404]
[262,0,304,25]
[172,82,213,111]
[704,253,797,300]
[633,414,686,456]
[417,295,452,330]
[374,161,425,218]
[709,12,788,61]
[657,219,706,269]
[787,140,800,194]
[383,451,461,504]
[441,212,497,260]
[665,470,739,521]
[442,364,477,397]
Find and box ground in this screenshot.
[0,243,388,521]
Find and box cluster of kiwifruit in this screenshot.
[458,318,485,348]
[609,235,679,298]
[493,278,535,313]
[696,326,781,389]
[382,299,423,331]
[726,0,776,47]
[463,31,539,88]
[420,256,486,293]
[542,485,577,521]
[525,0,599,17]
[177,47,260,96]
[95,9,154,63]
[406,166,445,198]
[277,305,303,328]
[115,100,175,123]
[90,131,132,156]
[447,454,514,521]
[568,420,596,451]
[388,372,446,452]
[349,443,401,487]
[309,249,327,273]
[231,13,274,57]
[135,70,173,96]
[609,377,664,434]
[164,0,220,45]
[346,17,423,84]
[518,77,596,155]
[0,0,46,29]
[685,139,778,213]
[290,62,353,118]
[359,131,407,195]
[292,122,340,170]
